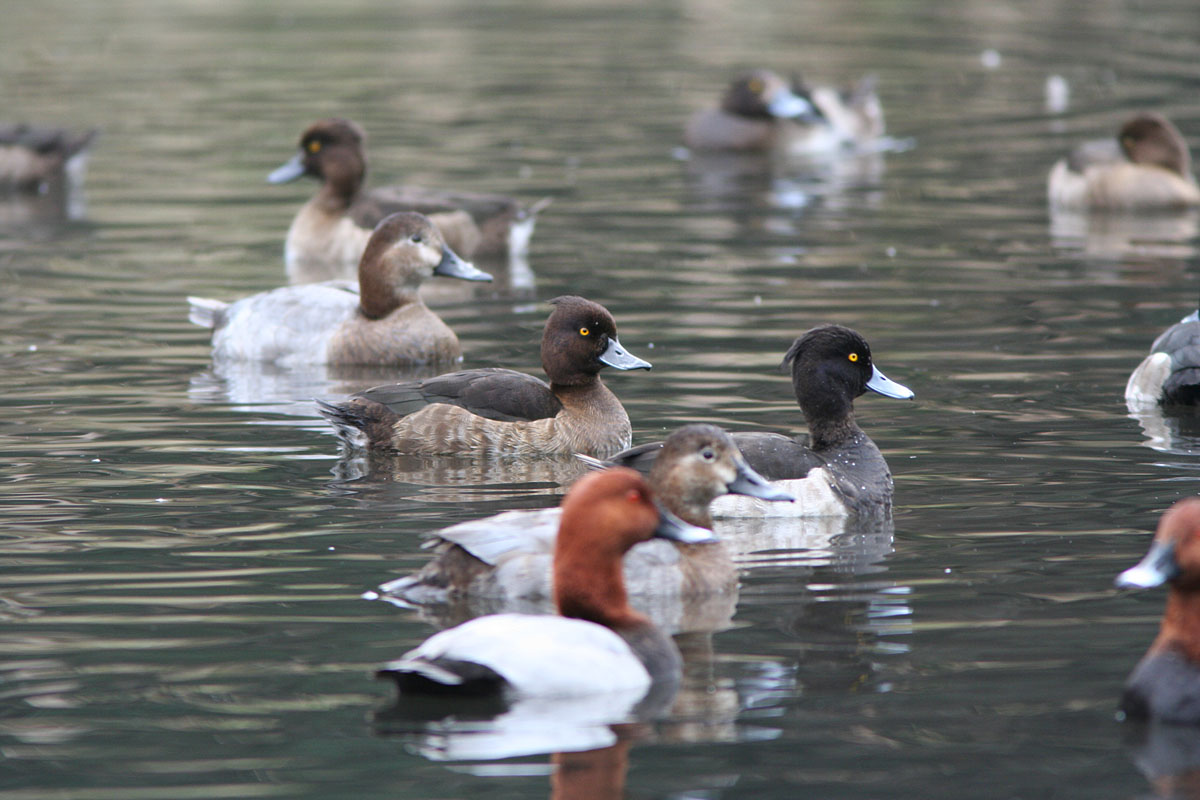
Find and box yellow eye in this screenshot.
[579,327,589,336]
[848,353,859,362]
[307,140,322,154]
[748,78,764,94]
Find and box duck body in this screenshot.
[378,468,715,700]
[188,212,490,367]
[1049,113,1200,210]
[270,118,541,283]
[1127,311,1200,408]
[0,123,97,191]
[369,425,792,607]
[318,295,650,457]
[1116,498,1200,724]
[601,325,913,518]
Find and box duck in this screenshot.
[376,467,716,701]
[366,424,793,607]
[683,70,884,155]
[599,325,913,518]
[1048,113,1200,210]
[268,118,546,283]
[1115,497,1200,723]
[0,123,97,191]
[1126,309,1200,408]
[316,295,649,457]
[187,211,491,367]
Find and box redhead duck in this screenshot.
[1116,497,1200,723]
[367,424,793,607]
[187,211,490,367]
[269,118,545,283]
[1126,309,1200,408]
[1048,113,1200,210]
[604,325,912,517]
[683,70,884,155]
[0,123,97,191]
[317,295,649,457]
[377,468,715,700]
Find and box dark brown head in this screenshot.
[720,70,821,122]
[1117,498,1200,591]
[782,325,913,432]
[649,424,792,527]
[540,296,650,387]
[357,212,490,319]
[1119,113,1193,177]
[267,118,369,198]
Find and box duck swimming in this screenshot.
[0,123,97,191]
[1116,497,1200,723]
[683,69,884,155]
[188,211,490,367]
[377,468,716,700]
[269,118,545,283]
[317,295,649,457]
[1126,309,1200,408]
[367,424,792,607]
[600,325,913,517]
[1048,113,1200,210]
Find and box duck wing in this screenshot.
[1066,138,1123,174]
[356,367,563,422]
[350,186,524,228]
[729,432,824,481]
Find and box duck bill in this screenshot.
[653,504,718,544]
[434,246,492,282]
[727,458,794,502]
[599,337,651,371]
[267,152,306,184]
[767,89,821,122]
[1116,540,1180,589]
[866,365,914,399]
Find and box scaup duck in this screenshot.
[600,325,913,517]
[367,424,792,607]
[188,211,490,366]
[1127,309,1200,408]
[1048,113,1200,210]
[269,118,545,283]
[377,468,715,700]
[0,123,97,191]
[317,295,649,457]
[1116,497,1200,723]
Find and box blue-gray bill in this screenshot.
[435,247,492,282]
[599,337,652,371]
[866,365,914,400]
[1115,540,1180,589]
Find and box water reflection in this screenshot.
[1049,208,1200,260]
[1124,722,1200,799]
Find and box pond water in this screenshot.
[5,0,1200,797]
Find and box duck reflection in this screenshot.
[0,123,96,231]
[1124,721,1200,799]
[1127,405,1200,456]
[188,360,444,416]
[1049,208,1200,261]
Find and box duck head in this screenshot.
[783,325,913,444]
[649,424,793,527]
[268,118,368,197]
[1119,113,1193,178]
[554,468,714,627]
[1117,498,1200,590]
[721,70,823,123]
[357,212,491,319]
[541,296,650,387]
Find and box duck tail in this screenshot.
[315,397,397,451]
[187,296,228,329]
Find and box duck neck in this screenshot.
[313,166,364,215]
[357,271,419,321]
[807,410,862,451]
[554,546,647,632]
[1154,587,1200,664]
